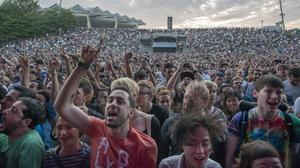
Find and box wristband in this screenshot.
[78,61,90,69]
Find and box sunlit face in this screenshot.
[256,86,283,114]
[55,117,81,147]
[251,157,282,168]
[232,79,243,92]
[158,94,173,112]
[1,101,27,135]
[105,90,132,128]
[207,86,217,106]
[137,86,152,108]
[164,67,176,80]
[182,127,212,168]
[225,96,239,113]
[276,67,287,79]
[0,89,20,111]
[74,88,86,106]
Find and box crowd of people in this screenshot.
[0,27,300,168]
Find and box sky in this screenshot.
[9,0,300,29]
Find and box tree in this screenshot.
[0,0,78,44]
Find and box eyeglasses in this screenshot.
[139,91,151,95]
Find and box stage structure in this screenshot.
[140,32,187,53]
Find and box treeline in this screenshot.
[0,0,78,44]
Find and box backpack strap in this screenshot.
[146,114,154,137]
[283,111,294,147]
[239,111,249,145]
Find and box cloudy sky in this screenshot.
[37,0,300,29]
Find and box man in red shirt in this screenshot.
[54,44,157,168]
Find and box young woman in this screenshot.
[159,113,227,168]
[239,140,283,168]
[223,91,241,123]
[42,116,91,168]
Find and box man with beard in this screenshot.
[54,44,157,168]
[0,97,46,168]
[225,75,300,168]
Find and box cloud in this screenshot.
[37,0,300,29]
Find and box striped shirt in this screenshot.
[42,142,91,168]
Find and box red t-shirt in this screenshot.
[85,116,157,168]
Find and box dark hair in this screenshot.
[0,85,7,100]
[79,78,93,95]
[30,80,43,90]
[20,97,46,129]
[239,140,282,168]
[164,63,176,70]
[288,67,300,78]
[13,86,36,99]
[218,84,233,95]
[134,71,147,81]
[36,90,51,102]
[173,113,226,148]
[224,91,242,103]
[254,75,283,92]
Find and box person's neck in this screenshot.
[60,141,82,156]
[8,127,31,141]
[257,106,278,121]
[109,122,130,139]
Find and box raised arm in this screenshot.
[54,44,102,131]
[47,57,60,102]
[60,48,73,77]
[124,52,134,79]
[19,56,30,88]
[166,62,183,92]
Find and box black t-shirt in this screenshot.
[149,104,169,126]
[88,108,104,119]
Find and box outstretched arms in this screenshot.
[54,41,103,131]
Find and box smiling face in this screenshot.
[55,117,81,147]
[105,90,132,128]
[225,96,239,113]
[256,86,283,115]
[182,127,212,168]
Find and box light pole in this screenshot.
[278,0,286,31]
[58,0,63,36]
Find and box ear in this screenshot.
[85,93,93,103]
[129,108,135,117]
[22,118,32,127]
[253,89,258,98]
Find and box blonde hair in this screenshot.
[137,80,155,97]
[186,81,210,101]
[111,77,139,97]
[201,80,217,90]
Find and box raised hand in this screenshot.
[124,52,133,64]
[60,48,70,61]
[47,57,61,74]
[80,38,103,66]
[19,55,30,70]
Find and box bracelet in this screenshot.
[78,61,90,69]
